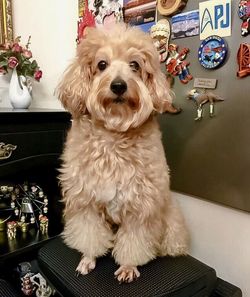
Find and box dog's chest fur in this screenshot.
[65,118,164,223]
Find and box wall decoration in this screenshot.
[237,43,250,78]
[77,0,123,42]
[157,0,188,17]
[171,10,199,39]
[150,19,171,63]
[187,89,223,121]
[198,35,227,69]
[77,0,96,43]
[89,0,123,28]
[124,0,156,31]
[238,0,250,37]
[199,0,231,40]
[166,44,193,84]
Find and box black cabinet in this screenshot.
[0,109,71,273]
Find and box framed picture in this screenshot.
[0,0,13,45]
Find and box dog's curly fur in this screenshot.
[57,24,189,283]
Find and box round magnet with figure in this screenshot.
[198,35,228,69]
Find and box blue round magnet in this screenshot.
[198,35,227,69]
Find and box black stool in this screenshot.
[37,236,242,297]
[0,279,21,297]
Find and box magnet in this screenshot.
[237,43,250,78]
[238,0,250,37]
[150,19,171,63]
[187,89,224,121]
[198,36,227,69]
[166,44,193,84]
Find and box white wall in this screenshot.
[175,192,250,296]
[8,1,250,296]
[0,0,78,109]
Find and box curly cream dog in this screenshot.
[57,24,189,283]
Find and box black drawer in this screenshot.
[0,130,65,164]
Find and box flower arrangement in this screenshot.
[0,36,42,81]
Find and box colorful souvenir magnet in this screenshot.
[198,36,227,69]
[237,43,250,78]
[166,44,193,84]
[150,19,171,63]
[187,89,224,121]
[157,0,188,16]
[77,1,96,43]
[238,0,250,37]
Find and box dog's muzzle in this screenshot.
[110,77,127,96]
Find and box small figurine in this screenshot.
[150,19,171,63]
[7,221,17,239]
[0,142,17,160]
[21,273,34,296]
[237,43,250,78]
[166,44,193,84]
[238,0,250,36]
[18,221,29,233]
[187,89,224,121]
[39,215,49,234]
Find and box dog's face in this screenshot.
[58,24,174,132]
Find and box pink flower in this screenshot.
[8,56,19,69]
[12,43,22,52]
[34,70,42,81]
[23,49,32,59]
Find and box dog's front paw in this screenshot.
[114,265,140,283]
[76,256,96,276]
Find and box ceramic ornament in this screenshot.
[237,43,250,78]
[157,0,188,16]
[166,43,193,84]
[150,19,171,63]
[238,0,250,37]
[198,35,228,69]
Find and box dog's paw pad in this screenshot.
[114,265,140,283]
[75,256,96,276]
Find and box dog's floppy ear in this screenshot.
[150,69,180,113]
[142,47,179,114]
[56,61,91,118]
[56,33,96,118]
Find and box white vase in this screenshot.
[9,68,32,109]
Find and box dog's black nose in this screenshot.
[110,78,127,95]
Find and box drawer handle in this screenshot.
[0,142,17,160]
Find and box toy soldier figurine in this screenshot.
[39,215,49,234]
[7,221,17,240]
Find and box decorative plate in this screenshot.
[198,35,228,69]
[157,0,188,16]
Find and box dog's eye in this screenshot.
[129,61,140,72]
[98,60,108,71]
